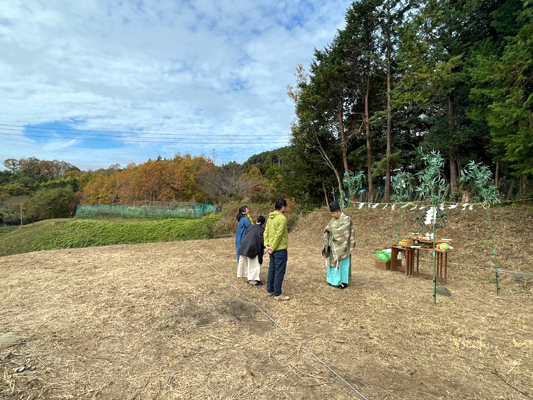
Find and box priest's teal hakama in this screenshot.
[323,213,356,287]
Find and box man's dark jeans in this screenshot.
[266,249,288,297]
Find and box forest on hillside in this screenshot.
[1,0,532,224]
[0,152,292,224]
[288,0,533,204]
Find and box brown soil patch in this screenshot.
[1,207,533,399]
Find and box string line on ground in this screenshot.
[193,250,369,400]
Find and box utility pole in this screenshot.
[212,149,216,165]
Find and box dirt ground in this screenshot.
[1,208,533,399]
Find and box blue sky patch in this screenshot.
[24,121,124,150]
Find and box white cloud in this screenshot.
[0,0,349,170]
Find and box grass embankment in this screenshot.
[0,202,299,257]
[0,225,19,239]
[0,216,217,257]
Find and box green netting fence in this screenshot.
[75,203,217,219]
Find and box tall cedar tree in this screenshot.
[469,0,533,178]
[341,0,383,202]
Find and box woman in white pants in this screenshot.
[237,216,266,286]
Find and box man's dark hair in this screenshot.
[275,198,287,210]
[257,216,266,225]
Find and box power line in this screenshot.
[0,123,288,139]
[0,131,289,145]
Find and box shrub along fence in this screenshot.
[75,203,220,219]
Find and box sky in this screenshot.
[0,0,350,171]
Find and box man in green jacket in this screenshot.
[264,198,289,301]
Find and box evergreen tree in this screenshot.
[395,0,465,192]
[340,0,384,202]
[470,0,533,177]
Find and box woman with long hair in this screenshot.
[235,205,253,261]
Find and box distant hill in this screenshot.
[244,146,291,169]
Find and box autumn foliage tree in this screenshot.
[79,154,215,205]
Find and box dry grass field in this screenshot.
[1,207,533,399]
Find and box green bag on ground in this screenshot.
[376,250,391,262]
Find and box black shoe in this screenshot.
[339,283,348,289]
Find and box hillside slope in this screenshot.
[291,204,533,274]
[1,204,532,275]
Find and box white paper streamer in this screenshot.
[382,204,388,209]
[410,205,417,210]
[392,204,396,211]
[425,207,437,225]
[372,203,379,208]
[462,203,469,211]
[439,202,445,211]
[419,206,426,210]
[448,203,458,209]
[469,204,474,210]
[358,203,365,209]
[401,203,410,208]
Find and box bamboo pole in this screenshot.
[396,202,402,245]
[432,202,437,305]
[485,205,501,294]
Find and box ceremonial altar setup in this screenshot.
[350,152,501,303]
[390,234,454,284]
